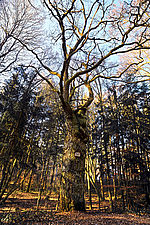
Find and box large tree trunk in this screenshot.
[59,113,88,211]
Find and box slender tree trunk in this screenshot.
[26,169,33,193]
[37,158,47,209]
[100,176,104,200]
[59,116,88,211]
[0,159,17,203]
[46,159,56,197]
[87,176,92,210]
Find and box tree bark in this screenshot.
[59,113,88,211]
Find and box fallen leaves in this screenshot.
[0,192,150,224]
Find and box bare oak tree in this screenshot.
[2,0,150,211]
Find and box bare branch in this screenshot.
[10,35,61,78]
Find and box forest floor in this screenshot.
[0,192,150,224]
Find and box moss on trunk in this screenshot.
[59,112,88,211]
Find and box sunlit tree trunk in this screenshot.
[26,169,33,193]
[59,114,88,211]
